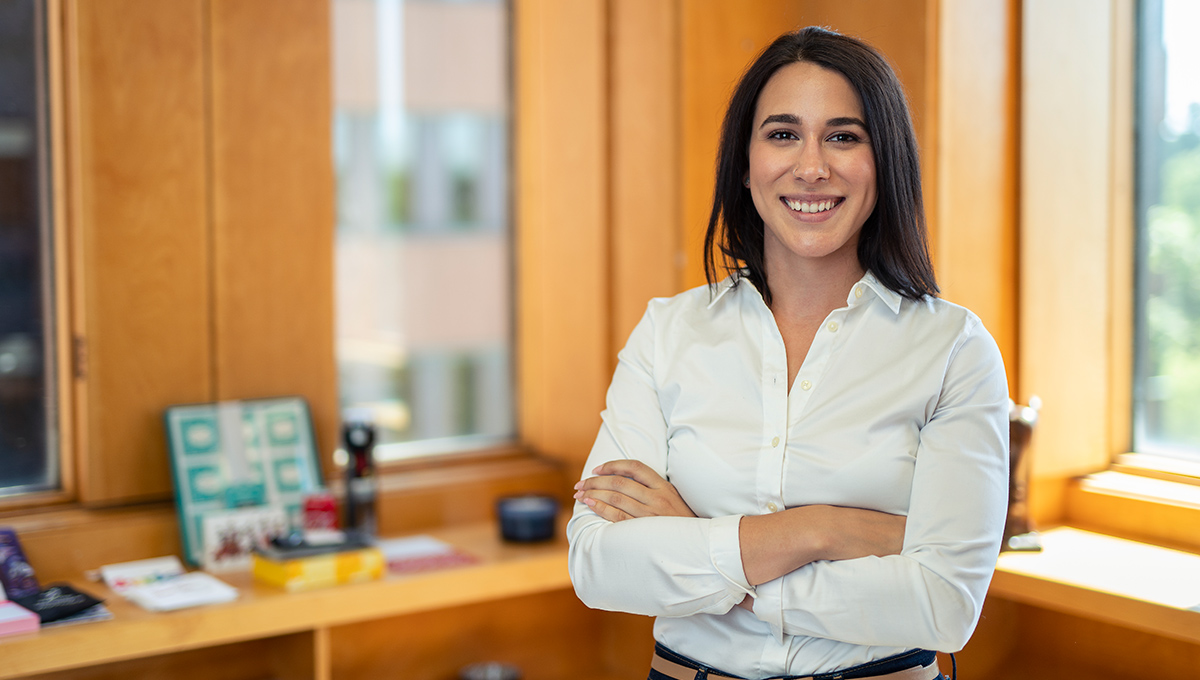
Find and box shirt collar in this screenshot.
[706,275,741,309]
[707,271,903,314]
[852,271,903,314]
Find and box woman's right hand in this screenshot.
[738,505,906,586]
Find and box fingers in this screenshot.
[574,460,698,521]
[578,492,638,522]
[574,475,652,520]
[589,459,667,489]
[576,470,651,504]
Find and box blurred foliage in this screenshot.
[1143,107,1200,449]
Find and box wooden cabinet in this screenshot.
[62,0,338,506]
[66,0,212,504]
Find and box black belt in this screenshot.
[650,644,945,680]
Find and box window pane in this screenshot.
[331,0,512,461]
[1134,0,1200,457]
[0,0,57,495]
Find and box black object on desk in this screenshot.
[496,495,558,542]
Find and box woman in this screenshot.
[567,26,1009,680]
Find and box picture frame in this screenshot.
[164,396,324,566]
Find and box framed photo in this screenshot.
[165,397,324,566]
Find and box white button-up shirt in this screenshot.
[567,273,1009,678]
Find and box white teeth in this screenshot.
[785,198,838,213]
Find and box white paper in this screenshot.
[123,572,239,612]
[376,535,456,561]
[100,556,186,595]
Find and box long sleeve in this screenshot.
[751,316,1009,651]
[566,307,754,618]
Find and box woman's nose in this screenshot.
[792,142,830,182]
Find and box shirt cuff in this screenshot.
[753,573,785,642]
[709,514,754,596]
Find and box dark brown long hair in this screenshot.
[703,26,938,304]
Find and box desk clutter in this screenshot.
[1,528,111,637]
[0,400,550,646]
[0,520,485,638]
[99,555,238,612]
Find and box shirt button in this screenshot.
[771,436,780,448]
[800,380,812,391]
[854,286,864,299]
[827,321,839,332]
[767,502,779,512]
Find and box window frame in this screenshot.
[1020,0,1200,541]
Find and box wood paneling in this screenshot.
[65,0,212,504]
[1107,0,1135,459]
[330,590,608,680]
[1020,0,1120,488]
[514,0,609,466]
[208,0,339,467]
[19,636,309,680]
[972,604,1200,680]
[678,0,804,289]
[611,0,682,353]
[3,503,180,583]
[48,0,76,501]
[934,0,1019,396]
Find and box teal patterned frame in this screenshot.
[164,396,324,565]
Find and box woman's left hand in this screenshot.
[574,460,696,522]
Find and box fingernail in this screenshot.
[572,491,582,500]
[573,481,583,490]
[583,498,596,507]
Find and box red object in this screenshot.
[302,492,339,530]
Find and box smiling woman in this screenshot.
[568,26,1008,680]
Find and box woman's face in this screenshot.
[747,61,877,273]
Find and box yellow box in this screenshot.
[252,546,384,592]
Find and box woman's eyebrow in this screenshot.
[758,114,867,129]
[759,113,799,128]
[827,116,867,129]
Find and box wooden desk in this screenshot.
[0,522,648,680]
[966,526,1200,680]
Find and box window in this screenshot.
[1133,0,1200,459]
[331,0,513,461]
[0,0,57,496]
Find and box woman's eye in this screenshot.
[767,129,798,141]
[828,132,862,144]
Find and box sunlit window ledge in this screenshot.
[987,455,1200,638]
[1062,463,1200,554]
[991,526,1200,645]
